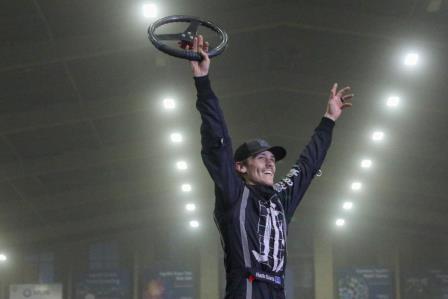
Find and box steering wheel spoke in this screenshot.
[183,20,200,37]
[155,33,183,41]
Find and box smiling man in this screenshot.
[234,140,283,186]
[189,35,352,299]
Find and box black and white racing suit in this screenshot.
[195,75,334,299]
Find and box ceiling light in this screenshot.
[170,133,183,143]
[181,184,192,192]
[163,98,176,110]
[404,53,419,66]
[176,161,188,170]
[343,202,353,210]
[0,254,7,262]
[142,3,158,18]
[361,159,372,168]
[351,182,362,191]
[185,203,196,211]
[372,131,384,141]
[386,96,400,107]
[189,220,199,228]
[336,219,345,227]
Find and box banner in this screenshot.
[429,270,448,298]
[142,263,195,299]
[75,270,130,299]
[9,284,62,299]
[337,268,393,299]
[404,270,448,299]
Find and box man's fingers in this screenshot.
[193,35,208,52]
[197,35,204,48]
[341,94,354,101]
[341,103,353,109]
[337,86,351,97]
[331,83,338,96]
[198,48,209,61]
[192,37,198,52]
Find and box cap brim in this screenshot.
[252,146,286,161]
[267,146,287,161]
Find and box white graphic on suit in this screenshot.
[273,166,300,192]
[252,200,286,272]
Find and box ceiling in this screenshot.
[1,0,447,248]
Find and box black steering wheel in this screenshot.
[148,15,228,61]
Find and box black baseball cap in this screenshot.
[234,139,286,162]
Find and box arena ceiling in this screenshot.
[0,0,447,247]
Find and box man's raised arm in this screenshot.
[275,83,354,222]
[189,35,242,207]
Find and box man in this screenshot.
[190,35,352,298]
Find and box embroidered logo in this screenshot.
[273,166,301,192]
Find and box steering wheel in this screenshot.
[148,15,228,61]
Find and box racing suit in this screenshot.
[195,75,334,299]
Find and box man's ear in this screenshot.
[235,161,247,174]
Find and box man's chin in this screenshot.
[262,179,274,187]
[248,176,274,186]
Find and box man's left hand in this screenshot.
[324,83,353,121]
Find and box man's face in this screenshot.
[238,151,276,186]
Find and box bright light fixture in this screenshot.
[386,96,400,107]
[361,159,372,168]
[142,3,158,18]
[351,182,362,191]
[186,203,196,211]
[372,131,384,141]
[163,98,176,110]
[0,254,7,262]
[343,202,353,210]
[170,133,183,143]
[176,161,188,170]
[181,184,192,192]
[336,219,345,227]
[404,52,419,66]
[189,220,199,228]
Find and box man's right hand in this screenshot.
[187,35,210,77]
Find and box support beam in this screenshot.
[199,227,220,299]
[132,250,140,299]
[394,245,401,299]
[314,227,334,299]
